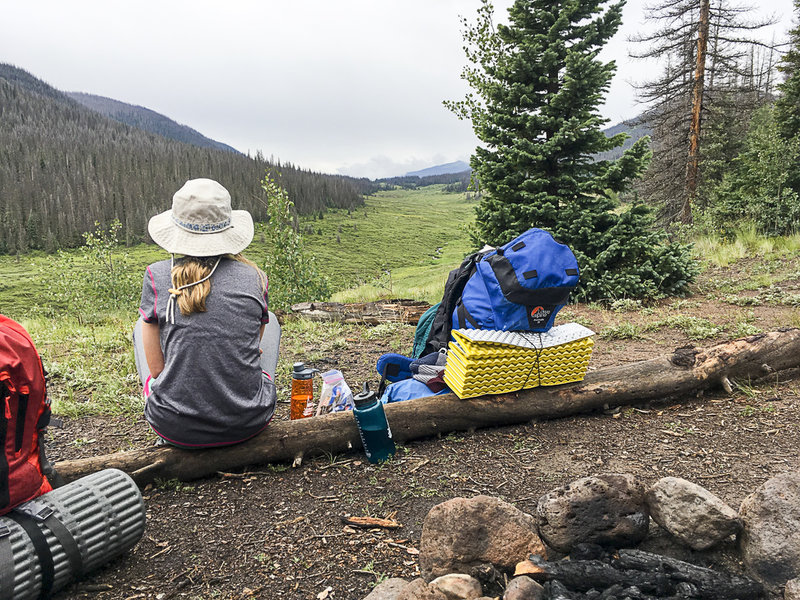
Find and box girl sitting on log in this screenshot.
[133,178,280,448]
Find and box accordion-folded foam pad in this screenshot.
[443,324,595,399]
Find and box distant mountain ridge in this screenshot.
[66,92,239,154]
[596,119,651,162]
[0,62,365,253]
[404,120,649,179]
[405,161,470,178]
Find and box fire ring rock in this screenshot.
[536,473,649,553]
[397,578,448,600]
[429,574,484,599]
[419,495,547,581]
[784,578,800,600]
[739,471,800,590]
[646,476,740,550]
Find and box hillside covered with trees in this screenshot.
[66,92,241,155]
[0,64,366,254]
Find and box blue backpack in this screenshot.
[451,228,579,333]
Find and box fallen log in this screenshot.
[289,299,430,324]
[55,329,800,485]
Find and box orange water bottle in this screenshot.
[290,362,317,420]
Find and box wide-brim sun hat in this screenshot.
[148,178,254,257]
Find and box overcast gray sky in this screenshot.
[2,0,794,179]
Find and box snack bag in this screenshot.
[316,370,355,415]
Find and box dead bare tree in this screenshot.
[629,0,779,225]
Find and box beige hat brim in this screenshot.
[148,209,254,257]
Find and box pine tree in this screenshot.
[775,1,800,140]
[448,0,650,246]
[448,0,697,301]
[705,106,800,235]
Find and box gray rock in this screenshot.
[365,578,411,600]
[646,476,740,550]
[537,473,649,553]
[430,574,483,599]
[504,576,544,600]
[740,472,800,589]
[420,495,547,581]
[397,578,448,600]
[785,578,800,600]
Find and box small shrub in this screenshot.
[730,322,762,338]
[262,174,331,310]
[362,322,403,341]
[722,294,759,306]
[37,220,140,321]
[661,315,723,340]
[557,310,595,328]
[609,298,642,312]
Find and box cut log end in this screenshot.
[515,558,546,577]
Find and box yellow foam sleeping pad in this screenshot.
[442,323,595,399]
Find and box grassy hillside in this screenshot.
[286,186,476,301]
[0,186,477,318]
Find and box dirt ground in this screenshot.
[46,262,800,600]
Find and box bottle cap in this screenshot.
[353,382,377,407]
[292,362,317,379]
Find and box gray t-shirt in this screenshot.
[139,257,276,447]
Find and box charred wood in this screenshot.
[614,549,763,599]
[531,549,763,600]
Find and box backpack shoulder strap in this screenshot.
[423,252,480,355]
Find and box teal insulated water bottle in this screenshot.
[352,383,396,463]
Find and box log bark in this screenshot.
[55,329,800,485]
[289,299,430,325]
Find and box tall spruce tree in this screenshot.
[448,0,697,301]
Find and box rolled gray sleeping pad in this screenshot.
[0,468,146,600]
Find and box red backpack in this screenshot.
[0,315,54,515]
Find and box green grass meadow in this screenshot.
[256,185,477,302]
[3,184,800,420]
[0,186,477,417]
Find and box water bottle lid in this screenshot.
[292,362,317,379]
[353,382,377,407]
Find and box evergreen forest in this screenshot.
[0,64,367,254]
